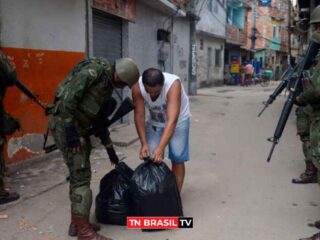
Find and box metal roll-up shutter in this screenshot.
[93,10,122,62]
[92,10,127,125]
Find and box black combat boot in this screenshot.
[299,231,320,240]
[0,179,20,205]
[292,162,318,184]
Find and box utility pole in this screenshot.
[287,0,291,63]
[250,0,258,50]
[187,0,198,95]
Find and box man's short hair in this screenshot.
[142,68,164,87]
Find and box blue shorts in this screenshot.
[146,118,190,163]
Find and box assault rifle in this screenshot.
[257,65,296,117]
[43,97,135,153]
[266,40,320,162]
[14,79,47,110]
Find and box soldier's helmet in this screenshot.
[310,5,320,24]
[115,58,139,87]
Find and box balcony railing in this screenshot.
[226,24,247,46]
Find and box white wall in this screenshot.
[196,0,226,38]
[0,0,86,51]
[127,1,171,72]
[127,1,190,92]
[197,36,225,86]
[172,17,190,92]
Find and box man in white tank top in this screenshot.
[132,68,190,192]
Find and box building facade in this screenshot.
[246,0,290,80]
[225,0,251,85]
[196,0,227,86]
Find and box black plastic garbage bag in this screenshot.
[95,162,134,225]
[131,160,183,219]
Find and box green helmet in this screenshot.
[310,5,320,24]
[115,58,139,87]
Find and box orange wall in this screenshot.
[2,47,85,164]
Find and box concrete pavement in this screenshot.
[1,84,320,240]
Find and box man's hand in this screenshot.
[64,125,81,153]
[139,144,150,160]
[152,147,164,163]
[106,146,119,165]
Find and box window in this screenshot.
[200,39,204,50]
[214,0,218,13]
[208,0,218,13]
[272,26,278,38]
[215,49,221,67]
[208,0,213,12]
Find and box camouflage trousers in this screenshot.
[309,111,320,174]
[49,117,93,216]
[296,106,313,164]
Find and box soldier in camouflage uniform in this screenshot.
[296,5,320,240]
[0,50,20,205]
[48,57,139,240]
[292,105,318,184]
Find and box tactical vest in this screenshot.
[53,58,114,129]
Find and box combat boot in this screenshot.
[0,180,19,205]
[69,214,101,237]
[299,231,320,240]
[73,215,113,240]
[292,162,318,184]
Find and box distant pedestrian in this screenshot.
[244,61,254,86]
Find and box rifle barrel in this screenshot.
[267,142,277,162]
[258,104,268,117]
[14,79,46,110]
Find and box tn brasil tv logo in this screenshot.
[127,217,193,229]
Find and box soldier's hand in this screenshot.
[64,125,81,153]
[106,146,119,165]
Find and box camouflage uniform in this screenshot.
[0,50,20,204]
[299,53,320,177]
[296,106,313,164]
[48,58,115,217]
[292,105,318,183]
[49,56,139,239]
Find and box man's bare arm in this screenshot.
[132,83,149,158]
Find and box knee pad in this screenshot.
[71,185,92,216]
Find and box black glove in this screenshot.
[64,125,81,149]
[106,146,119,165]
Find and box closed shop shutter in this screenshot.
[92,10,127,125]
[93,10,122,63]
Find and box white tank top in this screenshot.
[139,72,190,127]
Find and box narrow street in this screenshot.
[1,84,320,240]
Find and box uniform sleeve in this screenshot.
[299,71,320,104]
[59,67,98,126]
